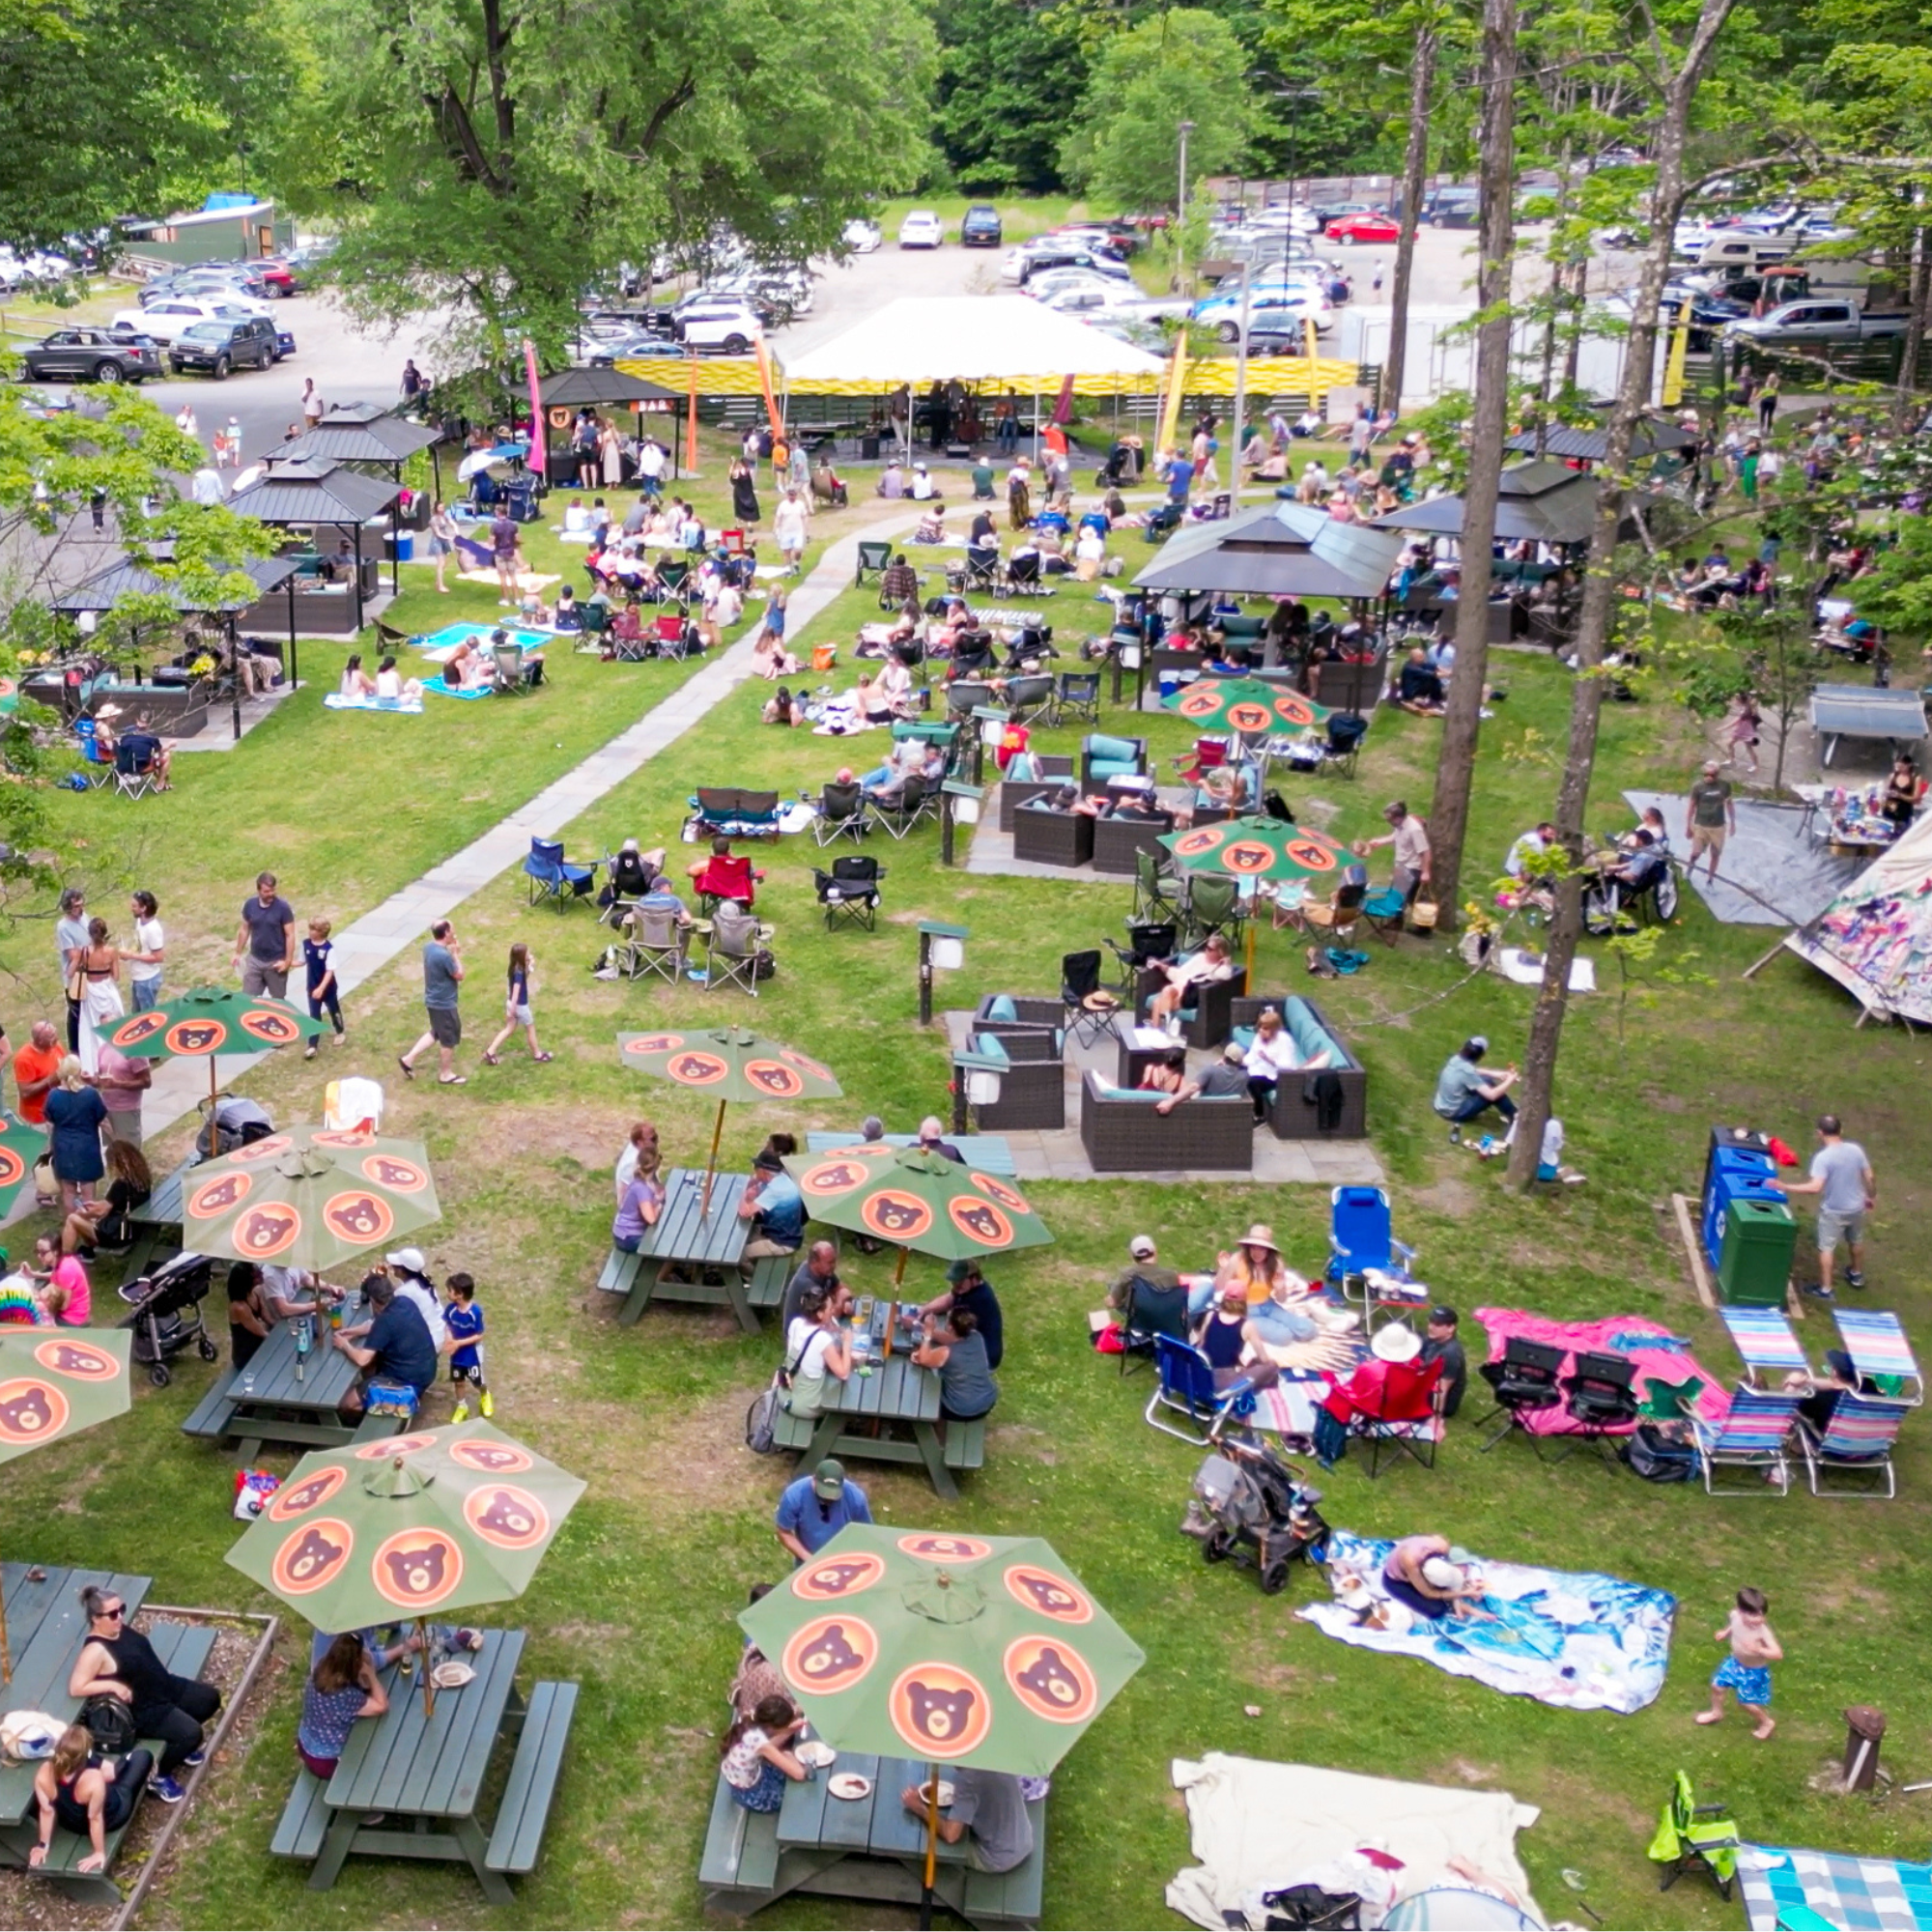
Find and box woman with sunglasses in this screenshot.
[68,1585,221,1804]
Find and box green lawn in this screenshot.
[8,519,1932,1930]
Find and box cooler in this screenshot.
[1717,1198,1798,1307]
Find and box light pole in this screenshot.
[1177,120,1196,218]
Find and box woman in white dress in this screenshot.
[74,918,125,1075]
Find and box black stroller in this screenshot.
[118,1251,219,1387]
[1186,1420,1331,1594]
[1094,438,1145,489]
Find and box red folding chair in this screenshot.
[696,852,761,911]
[721,528,747,554]
[1172,735,1229,785]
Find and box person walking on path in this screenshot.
[233,872,295,1000]
[1777,1114,1875,1299]
[400,920,466,1086]
[303,919,344,1059]
[128,891,164,1011]
[1685,758,1736,884]
[483,941,551,1065]
[1755,370,1779,437]
[300,379,325,428]
[1696,1586,1781,1740]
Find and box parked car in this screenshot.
[842,218,882,253]
[1722,299,1911,347]
[674,298,763,354]
[1307,200,1382,232]
[897,211,944,248]
[1016,245,1133,288]
[961,204,1004,247]
[1423,186,1481,227]
[1042,285,1189,324]
[19,327,162,384]
[168,316,279,377]
[1325,212,1402,245]
[111,299,257,345]
[1201,290,1336,339]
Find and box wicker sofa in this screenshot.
[1135,961,1249,1048]
[1012,802,1094,868]
[998,754,1076,831]
[965,1028,1065,1130]
[1229,993,1368,1138]
[1078,1069,1254,1173]
[974,993,1064,1031]
[1092,810,1175,877]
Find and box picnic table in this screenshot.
[271,1628,578,1902]
[118,1154,195,1286]
[803,1132,1016,1177]
[180,1298,408,1461]
[769,1299,985,1501]
[1809,685,1928,767]
[594,1166,798,1331]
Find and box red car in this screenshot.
[1326,213,1401,245]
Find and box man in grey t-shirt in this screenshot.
[1778,1113,1875,1298]
[232,871,295,999]
[901,1766,1033,1874]
[400,919,465,1086]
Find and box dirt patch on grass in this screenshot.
[988,1421,1058,1465]
[1410,1174,1480,1216]
[633,1389,773,1520]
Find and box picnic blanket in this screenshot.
[456,568,561,592]
[421,677,493,700]
[1166,1753,1543,1932]
[1740,1844,1932,1931]
[324,694,422,715]
[411,621,549,657]
[1473,1309,1730,1435]
[1299,1530,1676,1714]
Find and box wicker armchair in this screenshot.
[1078,1070,1254,1174]
[966,1030,1065,1130]
[998,754,1076,831]
[1012,804,1094,868]
[1092,811,1175,877]
[1228,993,1368,1138]
[1136,962,1248,1048]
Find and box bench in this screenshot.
[594,1246,643,1298]
[270,1770,330,1861]
[600,1248,788,1328]
[485,1680,578,1874]
[36,1621,217,1902]
[771,1406,986,1471]
[180,1385,241,1443]
[698,1767,783,1913]
[961,1796,1048,1929]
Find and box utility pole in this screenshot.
[1177,120,1196,216]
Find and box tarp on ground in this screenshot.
[1166,1754,1543,1931]
[1785,810,1932,1022]
[776,297,1168,396]
[1625,789,1859,927]
[1740,1843,1932,1930]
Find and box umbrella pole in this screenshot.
[921,1758,940,1929]
[417,1617,434,1719]
[883,1247,908,1358]
[698,1099,726,1218]
[0,1548,11,1682]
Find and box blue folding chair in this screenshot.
[524,837,595,908]
[1326,1185,1420,1326]
[73,719,112,786]
[1145,1335,1256,1445]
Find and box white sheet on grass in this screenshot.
[1167,1754,1542,1931]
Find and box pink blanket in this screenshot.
[1472,1308,1730,1435]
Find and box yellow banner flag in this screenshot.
[1159,333,1190,461]
[1661,312,1691,409]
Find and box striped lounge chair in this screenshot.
[1798,1393,1909,1499]
[1690,1387,1802,1495]
[1719,1306,1810,1389]
[1833,1310,1923,1406]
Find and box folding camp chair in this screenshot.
[1061,949,1121,1047]
[374,617,413,656]
[1647,1772,1739,1901]
[1690,1386,1801,1494]
[619,904,687,985]
[854,539,892,588]
[694,852,762,914]
[1133,847,1181,925]
[1118,1274,1191,1378]
[812,855,885,932]
[1549,1350,1641,1469]
[490,642,533,693]
[1003,552,1045,596]
[1004,674,1054,727]
[1049,671,1101,728]
[1350,1352,1444,1477]
[72,720,113,786]
[1475,1336,1566,1455]
[653,613,692,660]
[945,679,996,723]
[577,601,611,646]
[1104,922,1178,996]
[1325,1185,1416,1285]
[1145,1334,1257,1444]
[812,780,870,845]
[1719,1306,1811,1389]
[720,527,747,554]
[112,739,160,800]
[1295,876,1368,942]
[964,547,1000,594]
[1833,1308,1923,1404]
[1798,1392,1908,1497]
[870,774,936,840]
[524,837,595,907]
[1321,713,1368,779]
[704,907,771,997]
[1172,737,1229,787]
[1360,887,1409,945]
[656,558,692,606]
[1180,872,1245,951]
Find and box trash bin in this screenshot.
[1704,1168,1787,1270]
[1717,1198,1798,1307]
[1702,1124,1775,1204]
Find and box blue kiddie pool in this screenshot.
[410,621,549,654]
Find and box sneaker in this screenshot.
[1846,1269,1866,1289]
[1802,1283,1835,1301]
[1448,1125,1463,1146]
[151,1776,186,1804]
[479,1390,494,1417]
[180,1747,206,1769]
[303,1044,317,1060]
[449,1401,469,1424]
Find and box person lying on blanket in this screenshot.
[1380,1534,1496,1624]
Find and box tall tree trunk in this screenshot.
[1891,201,1929,432]
[1380,24,1437,416]
[1506,0,1741,1189]
[1427,0,1517,922]
[1562,255,1589,390]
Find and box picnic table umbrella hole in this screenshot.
[0,1328,131,1677]
[226,1419,584,1714]
[739,1523,1143,1925]
[615,1028,843,1215]
[103,985,330,1109]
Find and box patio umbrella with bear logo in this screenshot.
[0,1328,131,1678]
[100,985,330,1110]
[739,1524,1142,1921]
[615,1027,843,1215]
[180,1125,441,1273]
[226,1420,584,1715]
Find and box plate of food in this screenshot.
[917,1778,956,1810]
[797,1740,838,1770]
[828,1773,872,1802]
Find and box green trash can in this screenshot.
[1718,1198,1798,1307]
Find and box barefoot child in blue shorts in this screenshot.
[1697,1585,1781,1740]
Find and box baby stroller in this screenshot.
[1094,438,1145,489]
[118,1250,219,1387]
[195,1094,275,1161]
[1186,1421,1331,1594]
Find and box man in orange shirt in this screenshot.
[13,1019,60,1126]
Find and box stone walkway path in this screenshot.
[138,524,889,1140]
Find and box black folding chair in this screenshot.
[1050,671,1101,728]
[812,855,885,931]
[1475,1337,1567,1456]
[1061,949,1121,1047]
[812,781,870,845]
[854,539,892,588]
[1104,922,1178,994]
[871,774,936,840]
[1550,1350,1641,1469]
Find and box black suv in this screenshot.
[20,327,162,384]
[961,203,1003,247]
[169,316,277,378]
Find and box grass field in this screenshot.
[5,467,1930,1930]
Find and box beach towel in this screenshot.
[1300,1530,1676,1714]
[421,677,494,701]
[456,568,561,592]
[1474,1309,1729,1435]
[1739,1844,1932,1931]
[324,693,423,715]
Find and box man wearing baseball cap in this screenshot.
[1686,757,1735,884]
[774,1459,872,1566]
[1421,1306,1467,1417]
[918,1256,1004,1370]
[1106,1235,1178,1314]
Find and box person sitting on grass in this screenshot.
[1209,1223,1321,1347]
[1379,1534,1495,1624]
[1432,1037,1517,1145]
[1394,645,1447,715]
[722,1694,812,1813]
[374,656,424,703]
[28,1723,154,1875]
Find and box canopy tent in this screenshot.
[51,545,304,737]
[227,454,402,626]
[1373,461,1607,548]
[1784,810,1932,1024]
[1503,415,1696,465]
[535,367,682,411]
[779,296,1168,396]
[1134,499,1404,601]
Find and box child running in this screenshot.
[303,919,345,1059]
[483,942,551,1065]
[1698,1585,1781,1739]
[444,1272,490,1420]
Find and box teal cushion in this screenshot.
[1101,1086,1162,1102]
[1087,734,1139,764]
[985,995,1017,1023]
[1231,1027,1255,1052]
[971,1034,1010,1063]
[1091,760,1138,781]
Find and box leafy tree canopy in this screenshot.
[935,0,1094,193]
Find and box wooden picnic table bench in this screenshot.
[118,1154,197,1288]
[591,1167,786,1330]
[270,1628,577,1903]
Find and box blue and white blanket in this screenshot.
[1299,1531,1675,1714]
[1741,1844,1932,1930]
[324,694,422,715]
[421,676,493,700]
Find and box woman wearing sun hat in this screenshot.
[1203,1225,1321,1346]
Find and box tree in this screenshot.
[1426,0,1518,922]
[1058,10,1255,212]
[280,0,937,369]
[935,0,1093,193]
